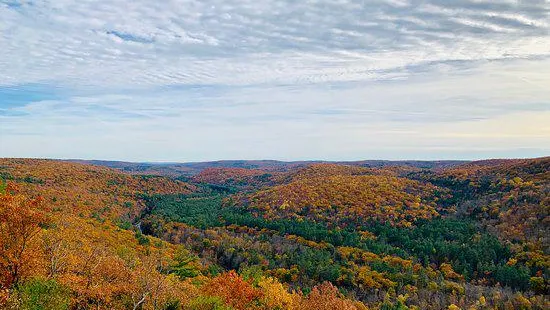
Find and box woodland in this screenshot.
[0,157,548,309]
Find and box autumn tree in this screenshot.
[257,276,295,309]
[0,184,49,288]
[203,270,263,310]
[297,282,367,310]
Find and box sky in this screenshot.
[0,0,549,162]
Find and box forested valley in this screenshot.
[0,157,548,309]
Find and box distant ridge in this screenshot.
[66,158,469,176]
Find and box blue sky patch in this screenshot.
[0,84,60,109]
[106,30,154,43]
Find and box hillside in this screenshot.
[237,174,441,228]
[411,157,549,243]
[191,167,277,191]
[0,158,548,310]
[0,159,195,219]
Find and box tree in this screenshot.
[0,184,49,288]
[297,282,366,310]
[257,276,295,309]
[204,271,262,310]
[169,246,200,280]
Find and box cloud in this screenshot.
[1,0,549,88]
[0,0,549,160]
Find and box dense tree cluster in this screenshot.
[0,159,195,220]
[191,167,276,190]
[410,157,550,284]
[238,173,442,227]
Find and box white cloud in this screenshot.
[1,0,549,87]
[0,0,549,160]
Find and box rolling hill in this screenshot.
[0,157,548,309]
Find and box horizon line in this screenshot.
[2,156,549,165]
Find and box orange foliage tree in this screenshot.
[203,270,263,310]
[0,184,50,288]
[297,282,368,310]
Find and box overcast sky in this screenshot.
[1,0,549,162]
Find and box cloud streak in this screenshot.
[0,0,549,160]
[1,0,549,87]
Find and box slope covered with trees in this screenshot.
[235,163,443,227]
[191,167,277,191]
[0,158,548,309]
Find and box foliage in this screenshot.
[296,282,367,310]
[142,193,225,229]
[170,246,201,280]
[203,271,263,310]
[191,167,275,190]
[185,295,233,310]
[16,278,70,310]
[236,172,442,227]
[0,185,50,288]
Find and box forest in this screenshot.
[0,157,548,309]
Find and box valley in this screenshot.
[0,157,548,309]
